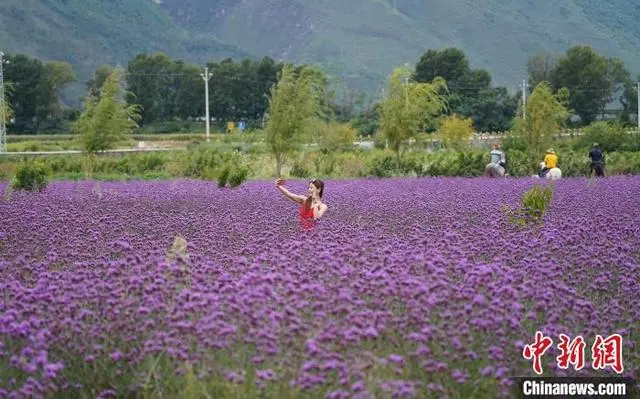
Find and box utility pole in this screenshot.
[0,52,7,153]
[522,79,528,120]
[637,81,639,130]
[200,66,212,142]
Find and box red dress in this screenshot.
[300,204,316,231]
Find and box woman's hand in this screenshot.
[275,178,285,187]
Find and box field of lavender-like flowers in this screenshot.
[0,176,638,399]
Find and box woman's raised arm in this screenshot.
[275,179,306,204]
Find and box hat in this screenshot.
[593,143,599,147]
[546,148,555,154]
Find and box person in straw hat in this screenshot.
[539,148,558,178]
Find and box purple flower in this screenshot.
[110,351,123,361]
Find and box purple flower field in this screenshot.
[0,177,638,398]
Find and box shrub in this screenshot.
[217,165,230,188]
[11,160,49,192]
[228,165,249,188]
[317,122,357,153]
[367,151,423,177]
[438,114,474,150]
[577,121,635,152]
[506,184,554,227]
[290,163,311,178]
[522,185,554,215]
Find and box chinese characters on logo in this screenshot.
[522,331,623,375]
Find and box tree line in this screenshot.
[2,45,639,134]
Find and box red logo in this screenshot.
[592,334,624,374]
[523,332,624,375]
[556,334,586,371]
[523,331,554,375]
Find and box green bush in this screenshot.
[577,121,638,152]
[228,165,249,188]
[522,185,554,214]
[368,153,400,177]
[214,150,250,188]
[365,151,424,177]
[290,161,311,178]
[11,160,49,192]
[217,165,230,188]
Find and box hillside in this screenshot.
[158,0,640,92]
[1,0,640,106]
[0,0,249,105]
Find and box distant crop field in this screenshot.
[0,177,638,398]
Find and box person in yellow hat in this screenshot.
[540,148,558,178]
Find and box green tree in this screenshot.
[126,52,176,125]
[87,65,115,98]
[317,122,357,153]
[3,54,58,126]
[74,68,142,153]
[527,51,559,89]
[173,61,205,120]
[379,65,448,170]
[619,75,639,126]
[513,81,570,159]
[2,81,14,122]
[45,61,76,116]
[414,47,516,132]
[264,64,323,176]
[438,114,474,150]
[578,121,633,152]
[551,46,629,125]
[414,48,469,87]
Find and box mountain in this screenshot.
[2,0,640,107]
[0,0,249,105]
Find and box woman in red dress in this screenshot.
[275,178,328,229]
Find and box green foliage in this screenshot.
[264,64,323,176]
[3,54,59,124]
[3,0,640,123]
[522,185,554,214]
[551,46,630,125]
[414,48,518,131]
[527,52,559,89]
[437,114,474,150]
[73,68,142,153]
[2,81,14,122]
[217,165,230,188]
[350,104,380,136]
[513,82,570,157]
[3,142,640,183]
[0,0,248,109]
[577,121,639,152]
[379,65,448,170]
[216,155,249,189]
[367,151,423,178]
[180,145,229,179]
[45,61,76,114]
[86,65,114,98]
[228,164,249,188]
[10,160,49,192]
[317,122,357,153]
[290,161,312,178]
[505,184,555,228]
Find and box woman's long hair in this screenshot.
[303,179,324,211]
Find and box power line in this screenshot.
[120,72,631,92]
